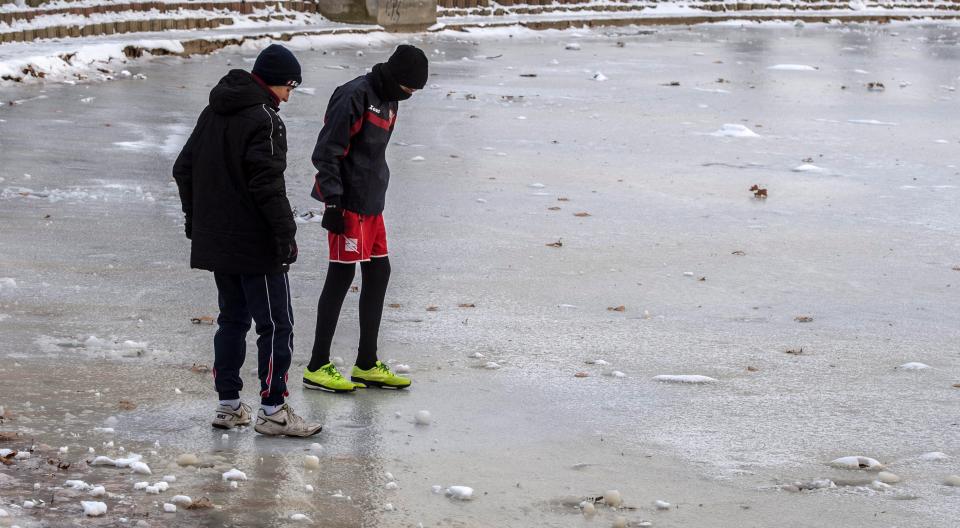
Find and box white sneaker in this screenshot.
[212,402,252,429]
[254,404,322,437]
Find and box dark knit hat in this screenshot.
[384,45,428,90]
[252,44,302,87]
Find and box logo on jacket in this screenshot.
[367,105,381,115]
[344,237,359,253]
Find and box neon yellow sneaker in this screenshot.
[351,361,411,389]
[303,363,365,393]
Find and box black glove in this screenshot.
[278,239,298,265]
[184,218,192,240]
[321,204,345,234]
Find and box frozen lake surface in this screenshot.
[1,21,959,527]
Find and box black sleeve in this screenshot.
[310,86,364,205]
[245,106,296,246]
[172,107,209,225]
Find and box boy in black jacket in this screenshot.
[173,44,321,436]
[303,45,428,392]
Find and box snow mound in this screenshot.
[81,501,107,517]
[415,410,432,425]
[291,513,312,521]
[446,485,474,500]
[223,469,247,481]
[592,72,608,82]
[919,451,949,461]
[653,375,717,384]
[709,124,760,138]
[163,503,176,513]
[830,456,884,470]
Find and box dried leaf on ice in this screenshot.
[190,316,215,325]
[0,432,20,442]
[574,372,590,378]
[557,197,570,202]
[573,212,591,217]
[662,81,680,86]
[350,286,359,292]
[186,497,214,509]
[749,185,768,199]
[794,316,814,323]
[546,240,563,248]
[607,305,626,312]
[732,250,746,256]
[458,303,476,308]
[519,73,538,78]
[118,400,137,411]
[426,306,439,312]
[547,206,561,211]
[387,303,402,309]
[190,363,211,373]
[746,366,759,372]
[786,347,804,355]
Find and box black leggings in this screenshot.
[309,257,391,371]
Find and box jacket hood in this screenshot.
[209,70,276,115]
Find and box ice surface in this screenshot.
[2,21,960,528]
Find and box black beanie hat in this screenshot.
[252,44,302,87]
[384,45,428,90]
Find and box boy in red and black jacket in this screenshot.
[303,45,428,392]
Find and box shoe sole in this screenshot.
[302,378,355,393]
[350,377,411,389]
[211,419,251,429]
[254,425,323,437]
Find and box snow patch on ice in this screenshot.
[768,64,818,71]
[653,374,717,384]
[709,124,760,138]
[896,362,930,370]
[792,164,828,173]
[848,119,897,126]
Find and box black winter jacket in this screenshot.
[172,70,296,275]
[310,72,398,215]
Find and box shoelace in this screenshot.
[321,364,344,380]
[375,363,391,375]
[283,404,306,428]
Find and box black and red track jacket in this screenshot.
[310,73,398,215]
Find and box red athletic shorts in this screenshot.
[328,211,388,263]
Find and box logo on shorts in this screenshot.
[344,237,359,253]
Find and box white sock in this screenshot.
[261,404,283,416]
[219,399,241,410]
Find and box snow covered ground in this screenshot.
[1,21,959,527]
